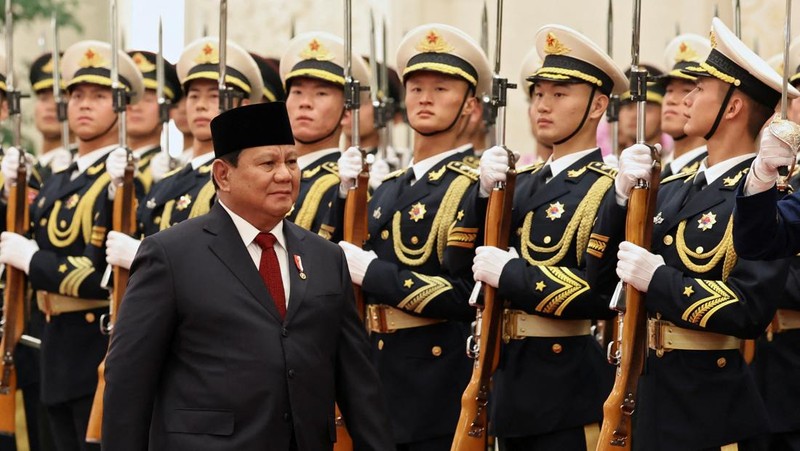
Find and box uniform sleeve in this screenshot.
[734,186,800,260]
[585,194,628,297]
[646,256,789,339]
[442,183,486,279]
[102,235,177,450]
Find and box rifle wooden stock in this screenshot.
[452,172,516,451]
[86,163,137,443]
[0,163,29,436]
[597,171,660,451]
[343,169,370,322]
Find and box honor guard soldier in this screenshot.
[29,52,73,183]
[618,64,666,151]
[104,37,262,271]
[459,25,626,450]
[658,34,711,180]
[0,40,143,451]
[280,32,369,234]
[593,18,797,449]
[249,52,285,103]
[334,23,489,449]
[121,50,182,192]
[519,48,553,163]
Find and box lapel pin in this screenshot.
[294,254,307,280]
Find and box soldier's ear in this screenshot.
[588,93,609,120]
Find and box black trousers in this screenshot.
[45,395,99,451]
[499,424,598,451]
[397,435,453,451]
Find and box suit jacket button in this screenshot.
[288,369,296,378]
[431,346,442,357]
[281,327,288,337]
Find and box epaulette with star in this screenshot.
[446,161,479,181]
[662,170,695,184]
[517,162,545,174]
[586,161,618,178]
[461,154,479,169]
[382,168,406,181]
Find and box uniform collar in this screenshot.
[75,144,116,174]
[408,144,471,183]
[191,151,216,170]
[668,145,707,174]
[545,147,597,179]
[133,144,160,159]
[699,152,755,185]
[298,147,340,170]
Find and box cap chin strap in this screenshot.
[409,88,472,137]
[295,107,345,146]
[82,116,119,144]
[703,84,736,141]
[553,86,597,146]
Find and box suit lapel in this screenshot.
[283,222,308,323]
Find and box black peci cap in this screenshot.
[211,102,295,158]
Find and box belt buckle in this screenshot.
[367,305,394,334]
[502,309,521,343]
[649,319,669,357]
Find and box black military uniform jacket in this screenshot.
[20,149,115,405]
[133,144,162,194]
[324,148,479,443]
[660,145,707,181]
[447,148,618,438]
[137,156,215,238]
[589,156,788,450]
[287,150,340,234]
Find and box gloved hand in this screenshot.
[338,146,363,197]
[0,232,39,274]
[616,241,665,293]
[106,147,138,200]
[472,245,519,288]
[747,128,795,195]
[1,147,33,197]
[149,151,173,184]
[369,158,391,190]
[105,231,142,270]
[338,240,377,285]
[479,146,517,198]
[615,143,658,206]
[49,147,73,173]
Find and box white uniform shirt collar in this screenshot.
[408,144,471,183]
[190,152,216,170]
[298,148,340,170]
[668,145,707,174]
[698,152,755,185]
[75,144,117,174]
[545,147,596,179]
[133,144,160,159]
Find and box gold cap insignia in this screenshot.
[194,43,219,64]
[415,30,454,53]
[709,30,717,49]
[675,41,699,63]
[544,32,571,56]
[79,48,107,68]
[131,52,156,73]
[299,38,334,61]
[41,57,54,74]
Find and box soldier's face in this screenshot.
[172,97,191,135]
[185,79,220,142]
[404,72,473,135]
[213,145,300,229]
[531,81,601,144]
[619,101,662,143]
[341,101,375,140]
[683,77,727,138]
[34,90,62,139]
[662,78,695,138]
[67,84,117,141]
[126,90,161,140]
[286,78,344,143]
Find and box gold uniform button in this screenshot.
[516,228,522,236]
[543,236,552,244]
[381,230,389,240]
[411,236,419,245]
[85,312,96,323]
[154,217,161,225]
[40,218,47,226]
[431,346,442,357]
[377,339,384,350]
[663,235,673,246]
[551,343,563,354]
[716,357,726,368]
[366,233,371,240]
[59,220,67,228]
[696,246,704,253]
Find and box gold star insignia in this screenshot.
[403,279,414,288]
[683,286,694,297]
[409,202,427,222]
[697,211,717,231]
[545,202,565,221]
[457,210,465,221]
[535,281,546,292]
[58,264,68,273]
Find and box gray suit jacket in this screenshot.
[102,202,392,451]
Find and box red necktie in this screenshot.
[254,232,286,318]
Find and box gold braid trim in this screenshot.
[59,257,94,297]
[292,173,340,231]
[521,176,613,267]
[682,280,739,327]
[392,175,473,266]
[160,200,176,231]
[189,181,216,219]
[47,173,112,248]
[531,67,603,87]
[396,273,453,314]
[534,267,590,316]
[675,214,737,280]
[700,62,740,86]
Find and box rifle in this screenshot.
[452,1,516,449]
[218,0,237,113]
[52,15,70,155]
[772,0,800,191]
[597,1,661,449]
[86,0,137,441]
[0,0,28,435]
[156,18,176,170]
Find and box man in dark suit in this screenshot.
[101,102,392,451]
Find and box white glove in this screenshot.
[338,146,363,197]
[747,128,795,195]
[369,158,391,190]
[479,146,516,198]
[338,240,377,285]
[106,147,139,200]
[472,245,518,288]
[149,151,173,184]
[0,232,39,274]
[616,241,665,293]
[49,148,73,173]
[1,147,33,197]
[615,143,658,206]
[105,231,141,270]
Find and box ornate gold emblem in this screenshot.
[697,211,717,231]
[567,167,586,178]
[79,48,107,68]
[535,281,546,292]
[427,165,447,181]
[544,32,571,55]
[408,202,427,222]
[683,286,694,297]
[675,41,699,63]
[545,201,565,220]
[194,43,219,64]
[65,194,80,209]
[299,38,334,61]
[176,194,193,211]
[723,171,745,187]
[131,52,156,73]
[415,30,454,53]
